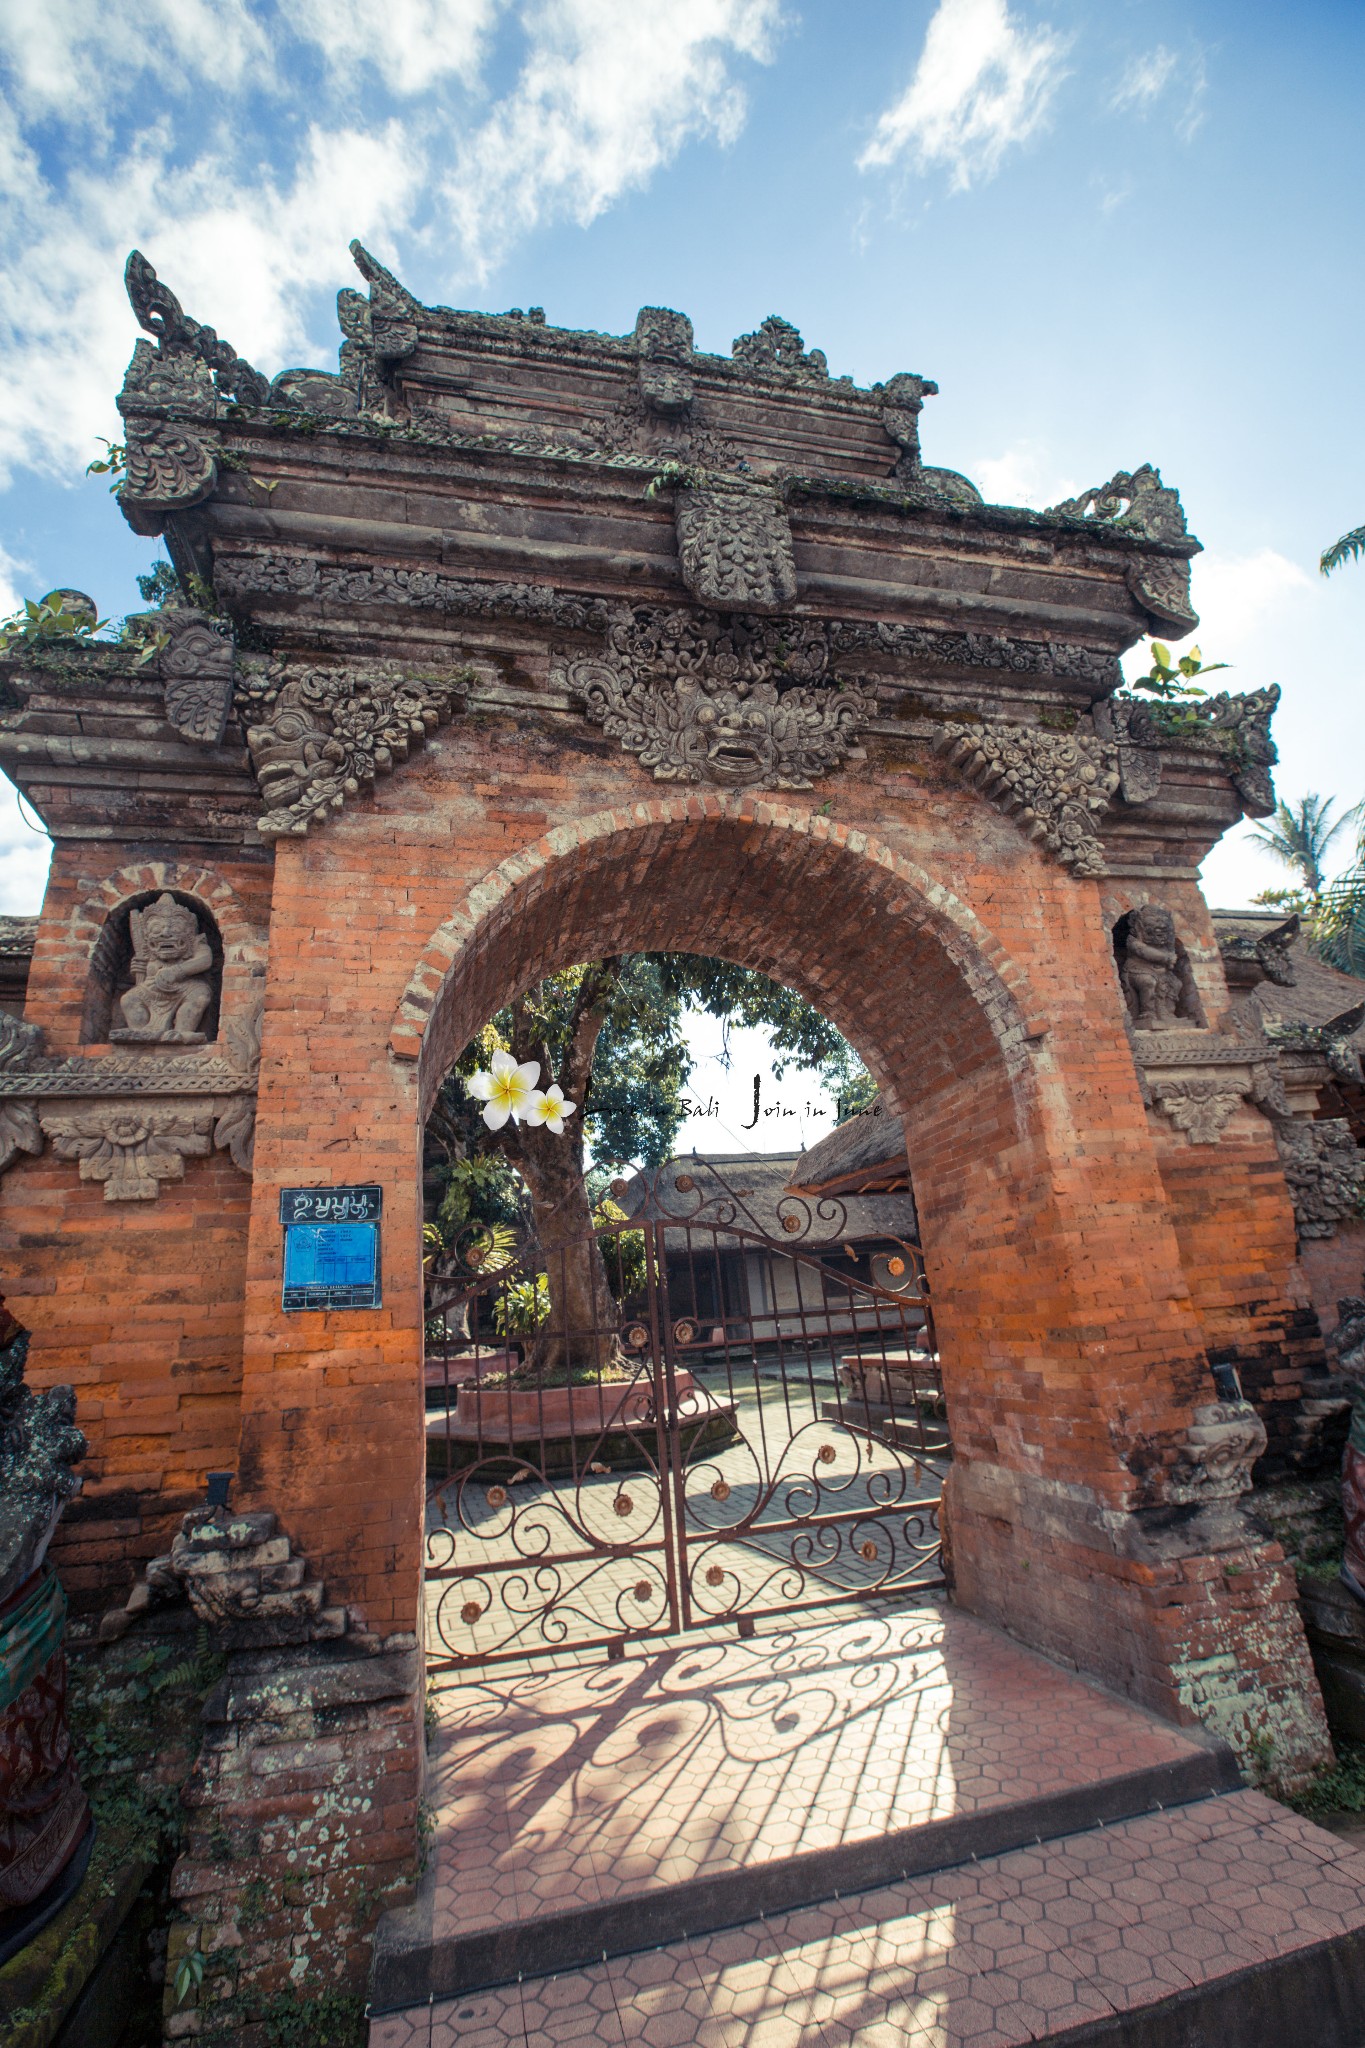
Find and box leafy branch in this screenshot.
[1129,639,1228,701]
[1321,525,1365,577]
[86,437,127,492]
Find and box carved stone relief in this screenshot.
[1160,1401,1268,1506]
[42,1107,215,1201]
[930,723,1119,878]
[1048,466,1198,636]
[112,895,215,1045]
[634,307,695,416]
[0,1004,259,1198]
[234,662,465,838]
[1270,1116,1365,1244]
[215,553,1125,689]
[557,608,872,790]
[158,610,235,744]
[1115,906,1201,1030]
[730,316,834,383]
[673,475,798,613]
[1105,688,1281,821]
[1148,1076,1248,1146]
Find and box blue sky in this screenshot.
[1,0,1361,977]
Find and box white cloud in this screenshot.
[1109,41,1206,141]
[443,0,782,274]
[0,0,782,484]
[1110,45,1177,112]
[1186,546,1313,661]
[972,439,1078,510]
[281,0,501,96]
[859,0,1069,191]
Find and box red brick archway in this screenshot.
[365,793,1298,1736]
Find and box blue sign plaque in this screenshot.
[280,1185,382,1311]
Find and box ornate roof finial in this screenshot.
[123,251,271,409]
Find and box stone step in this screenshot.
[369,1604,1236,2012]
[370,1790,1365,2048]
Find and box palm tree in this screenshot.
[1248,793,1352,896]
[1322,526,1365,576]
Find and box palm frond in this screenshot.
[1321,525,1365,576]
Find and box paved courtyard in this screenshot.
[362,1600,1365,2045]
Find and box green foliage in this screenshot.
[1130,639,1228,700]
[1249,793,1355,897]
[1321,524,1365,577]
[0,590,109,655]
[594,1195,646,1302]
[66,1630,224,1864]
[174,1950,205,2006]
[85,437,126,491]
[1311,871,1365,978]
[644,461,695,500]
[835,1069,880,1119]
[136,558,181,607]
[1289,1739,1365,1817]
[262,1987,366,2048]
[1251,886,1313,916]
[492,1273,551,1337]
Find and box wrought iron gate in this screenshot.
[424,1164,947,1671]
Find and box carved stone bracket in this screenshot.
[41,1105,215,1201]
[730,316,834,383]
[157,609,235,744]
[1048,466,1198,636]
[234,660,467,838]
[1131,1003,1284,1146]
[1158,1401,1268,1506]
[1148,1076,1249,1146]
[930,723,1119,877]
[1105,689,1280,821]
[673,474,798,613]
[0,1006,259,1196]
[555,608,872,789]
[634,307,695,416]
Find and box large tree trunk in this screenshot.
[515,1132,621,1376]
[494,966,626,1379]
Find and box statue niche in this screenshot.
[81,892,222,1047]
[1114,905,1203,1031]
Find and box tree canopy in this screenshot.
[423,954,869,1283]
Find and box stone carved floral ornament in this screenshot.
[1147,1076,1248,1147]
[653,468,798,614]
[930,722,1120,878]
[0,997,260,1199]
[233,659,469,838]
[554,607,873,791]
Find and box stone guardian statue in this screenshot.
[112,894,214,1044]
[1120,904,1184,1030]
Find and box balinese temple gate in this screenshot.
[1,243,1361,2019]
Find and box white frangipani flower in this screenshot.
[524,1083,577,1136]
[467,1049,541,1131]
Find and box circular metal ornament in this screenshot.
[633,1581,653,1603]
[781,1214,801,1235]
[675,1173,695,1193]
[613,1492,634,1518]
[817,1444,836,1465]
[486,1485,508,1508]
[705,1564,725,1586]
[673,1319,697,1346]
[461,1601,483,1625]
[859,1540,878,1562]
[887,1255,906,1277]
[624,1323,650,1351]
[466,1242,486,1269]
[710,1478,731,1503]
[610,1177,629,1201]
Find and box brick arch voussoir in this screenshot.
[390,796,1042,1134]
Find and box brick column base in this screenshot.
[164,1641,422,2046]
[945,1460,1332,1791]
